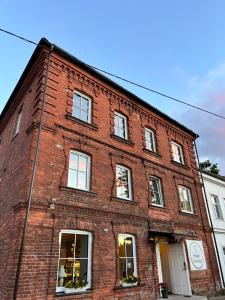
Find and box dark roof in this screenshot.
[0,38,198,138]
[202,170,225,182]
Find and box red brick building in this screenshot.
[0,38,221,300]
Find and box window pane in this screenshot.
[78,155,87,172]
[74,94,81,106]
[70,152,78,170]
[81,98,89,110]
[58,259,71,287]
[73,107,81,119]
[75,235,88,258]
[119,258,127,279]
[74,259,88,282]
[119,236,126,257]
[81,110,88,122]
[68,169,77,188]
[125,237,133,257]
[77,171,87,189]
[127,258,134,276]
[60,234,75,258]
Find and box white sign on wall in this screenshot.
[186,240,207,271]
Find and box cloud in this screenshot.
[172,63,225,174]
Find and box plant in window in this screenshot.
[64,280,88,294]
[122,275,138,284]
[159,282,168,298]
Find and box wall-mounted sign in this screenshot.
[186,240,207,271]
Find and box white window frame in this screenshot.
[149,176,164,207]
[178,186,194,214]
[12,107,22,137]
[72,91,92,123]
[56,229,92,293]
[114,112,128,140]
[67,150,91,191]
[171,141,184,164]
[116,164,132,200]
[118,233,137,281]
[211,195,224,220]
[145,128,156,152]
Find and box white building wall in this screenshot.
[202,172,225,287]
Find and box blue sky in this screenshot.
[1,1,225,172]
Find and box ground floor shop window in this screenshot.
[56,230,92,293]
[118,234,138,286]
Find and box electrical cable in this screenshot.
[1,27,225,121]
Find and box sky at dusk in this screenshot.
[1,1,225,173]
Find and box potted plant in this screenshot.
[159,282,168,298]
[121,275,138,287]
[64,280,88,294]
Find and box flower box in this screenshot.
[121,281,138,287]
[64,286,87,294]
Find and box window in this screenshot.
[68,150,90,190]
[178,186,194,213]
[171,141,184,164]
[145,128,156,152]
[56,230,92,293]
[114,112,128,139]
[116,165,132,200]
[12,107,22,137]
[118,234,137,282]
[149,177,164,206]
[211,195,223,220]
[72,91,91,123]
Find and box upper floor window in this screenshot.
[12,107,22,137]
[149,176,164,207]
[171,141,184,164]
[211,195,223,220]
[118,234,137,283]
[56,230,92,293]
[178,186,194,213]
[68,150,90,191]
[72,91,91,123]
[116,165,132,200]
[145,128,156,152]
[114,112,128,139]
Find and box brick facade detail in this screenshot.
[0,39,221,300]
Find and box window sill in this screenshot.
[66,114,98,131]
[179,210,198,217]
[110,196,138,205]
[143,148,162,157]
[149,204,169,211]
[111,134,134,146]
[171,160,190,170]
[60,185,98,197]
[55,289,92,297]
[114,282,145,290]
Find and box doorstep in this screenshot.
[157,295,207,300]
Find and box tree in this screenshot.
[199,159,220,175]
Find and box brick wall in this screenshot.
[0,43,221,299]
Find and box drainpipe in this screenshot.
[13,43,54,300]
[194,140,225,288]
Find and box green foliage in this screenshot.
[65,279,87,289]
[199,160,220,175]
[122,275,138,284]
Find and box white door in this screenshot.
[168,243,192,296]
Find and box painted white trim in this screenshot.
[178,185,194,214]
[114,112,128,140]
[149,176,164,207]
[145,128,156,152]
[171,141,184,164]
[56,230,92,293]
[72,90,92,123]
[116,164,132,200]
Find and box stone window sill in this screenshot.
[179,210,198,217]
[114,283,145,290]
[143,148,162,158]
[110,196,138,205]
[55,289,92,297]
[171,160,190,170]
[111,134,134,146]
[149,204,169,211]
[66,114,98,131]
[60,185,98,197]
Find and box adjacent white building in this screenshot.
[202,171,225,287]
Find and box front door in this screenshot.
[168,243,192,296]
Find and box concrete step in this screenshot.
[157,295,207,300]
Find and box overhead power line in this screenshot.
[1,27,225,121]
